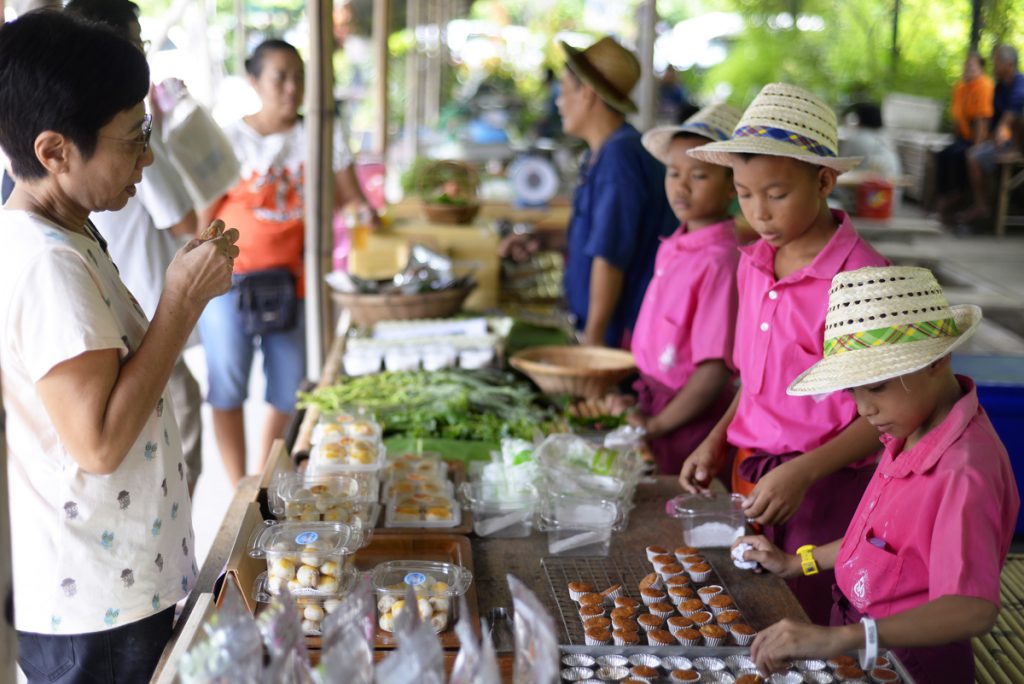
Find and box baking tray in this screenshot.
[559,645,916,683]
[305,533,478,650]
[541,554,750,646]
[375,459,473,535]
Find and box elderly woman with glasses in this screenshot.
[0,11,238,683]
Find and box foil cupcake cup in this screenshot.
[724,655,756,672]
[595,665,629,681]
[803,673,836,684]
[669,670,702,682]
[697,585,723,604]
[693,657,727,672]
[584,633,611,646]
[730,627,757,646]
[793,660,827,672]
[689,611,714,627]
[770,673,804,684]
[688,569,713,583]
[640,593,666,607]
[628,654,662,668]
[663,656,694,671]
[562,666,595,681]
[612,631,639,646]
[595,655,629,669]
[562,654,597,668]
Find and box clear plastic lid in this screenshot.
[666,492,745,517]
[536,492,623,532]
[269,472,364,511]
[247,520,368,559]
[308,438,386,473]
[370,560,472,597]
[458,481,537,510]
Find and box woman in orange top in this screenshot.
[937,52,994,219]
[199,40,374,485]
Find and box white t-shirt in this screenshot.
[93,135,193,320]
[0,210,196,634]
[224,117,353,186]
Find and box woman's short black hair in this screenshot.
[64,0,141,39]
[244,39,301,78]
[0,11,149,180]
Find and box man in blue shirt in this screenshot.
[962,44,1024,223]
[557,36,677,347]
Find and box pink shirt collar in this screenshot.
[878,375,979,479]
[739,210,860,282]
[662,219,737,252]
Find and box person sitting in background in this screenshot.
[737,266,1019,683]
[935,51,994,222]
[0,12,237,681]
[64,0,206,496]
[961,44,1024,224]
[556,36,677,347]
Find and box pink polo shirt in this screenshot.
[728,211,888,454]
[835,376,1019,617]
[630,220,740,389]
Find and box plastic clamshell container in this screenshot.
[269,472,381,525]
[384,490,461,528]
[386,453,448,483]
[306,442,386,501]
[252,569,358,635]
[312,415,382,447]
[370,560,472,634]
[458,481,536,538]
[248,521,369,597]
[538,493,623,556]
[666,492,747,548]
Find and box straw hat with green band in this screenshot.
[688,82,862,173]
[787,266,982,396]
[560,36,640,115]
[641,103,744,164]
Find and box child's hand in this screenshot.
[751,620,858,676]
[678,434,726,493]
[741,458,812,525]
[603,393,635,416]
[732,535,800,578]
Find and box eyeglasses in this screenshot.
[101,113,153,155]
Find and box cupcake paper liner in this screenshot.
[701,635,726,647]
[730,629,756,646]
[698,586,723,604]
[584,633,611,646]
[688,569,713,582]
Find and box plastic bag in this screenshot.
[154,78,240,207]
[375,585,445,684]
[256,588,314,683]
[179,581,263,683]
[450,596,501,684]
[508,574,558,684]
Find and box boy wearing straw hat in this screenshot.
[603,103,743,475]
[556,36,677,347]
[680,83,890,624]
[734,266,1019,683]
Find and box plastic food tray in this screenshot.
[558,645,915,683]
[541,554,750,647]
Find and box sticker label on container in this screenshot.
[592,448,615,475]
[403,572,427,587]
[295,531,319,545]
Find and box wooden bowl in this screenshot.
[422,201,481,225]
[330,285,475,328]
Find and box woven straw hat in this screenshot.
[688,83,862,173]
[560,36,640,114]
[788,266,982,396]
[641,103,744,164]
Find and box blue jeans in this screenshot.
[18,606,174,683]
[198,282,307,412]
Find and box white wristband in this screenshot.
[860,616,878,671]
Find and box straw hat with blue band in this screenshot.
[787,266,982,396]
[560,36,640,115]
[688,82,862,173]
[641,103,744,165]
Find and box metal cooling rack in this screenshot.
[541,554,747,645]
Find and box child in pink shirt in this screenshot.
[610,103,743,474]
[680,84,889,624]
[736,266,1019,683]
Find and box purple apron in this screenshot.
[634,374,735,475]
[831,584,975,683]
[739,453,876,626]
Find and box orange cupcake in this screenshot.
[646,628,675,646]
[612,628,640,646]
[700,624,728,646]
[736,675,765,684]
[665,615,694,635]
[610,606,638,620]
[637,613,664,632]
[611,615,638,631]
[679,598,705,616]
[687,562,712,582]
[715,609,743,625]
[665,575,691,588]
[709,594,735,614]
[615,596,641,610]
[582,616,611,631]
[730,622,756,645]
[578,592,604,607]
[640,587,667,606]
[675,627,701,646]
[668,586,696,605]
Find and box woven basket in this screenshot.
[509,346,637,399]
[330,285,475,328]
[422,201,481,225]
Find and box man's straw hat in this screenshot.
[689,83,861,173]
[560,36,640,114]
[641,103,744,164]
[788,266,982,396]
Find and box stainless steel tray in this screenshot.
[559,645,916,683]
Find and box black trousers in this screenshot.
[17,606,174,683]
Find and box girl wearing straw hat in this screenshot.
[556,36,677,347]
[603,103,743,475]
[733,266,1019,683]
[679,83,890,625]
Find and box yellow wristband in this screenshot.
[797,544,819,576]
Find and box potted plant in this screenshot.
[401,158,481,225]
